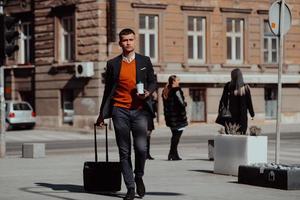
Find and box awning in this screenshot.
[157,73,300,84]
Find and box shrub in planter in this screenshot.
[249,125,261,136]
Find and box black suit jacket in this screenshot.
[99,53,157,119]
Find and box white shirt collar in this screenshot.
[122,52,135,63]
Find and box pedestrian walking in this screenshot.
[216,68,255,134]
[162,75,188,161]
[96,28,157,200]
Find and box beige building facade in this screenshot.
[3,0,300,130]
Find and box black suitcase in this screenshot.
[83,124,122,192]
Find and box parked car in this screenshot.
[63,101,74,124]
[5,101,36,130]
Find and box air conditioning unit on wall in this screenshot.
[75,62,95,78]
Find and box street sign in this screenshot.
[269,0,292,36]
[268,0,292,164]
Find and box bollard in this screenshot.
[22,143,45,158]
[208,139,214,161]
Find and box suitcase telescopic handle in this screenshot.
[94,123,109,163]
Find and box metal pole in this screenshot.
[0,0,5,158]
[0,67,5,158]
[275,0,285,164]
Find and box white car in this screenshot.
[5,101,36,130]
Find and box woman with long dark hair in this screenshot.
[162,75,188,160]
[216,68,255,134]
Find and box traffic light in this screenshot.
[0,14,20,62]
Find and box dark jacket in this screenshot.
[99,53,157,118]
[216,82,255,133]
[162,87,188,129]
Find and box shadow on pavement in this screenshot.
[20,182,183,200]
[36,182,84,193]
[188,169,214,174]
[36,182,124,198]
[228,181,239,184]
[146,191,183,196]
[19,182,124,200]
[186,158,212,162]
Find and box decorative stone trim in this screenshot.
[157,73,300,84]
[15,64,35,69]
[220,7,252,14]
[180,6,214,12]
[221,63,252,68]
[258,64,278,69]
[153,63,166,72]
[182,63,213,72]
[50,0,79,8]
[52,62,76,68]
[49,63,75,74]
[50,3,76,15]
[131,3,167,10]
[3,64,35,69]
[257,10,268,15]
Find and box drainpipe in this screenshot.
[106,0,116,56]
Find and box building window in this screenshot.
[187,16,206,63]
[60,16,75,62]
[265,87,277,119]
[18,22,32,64]
[189,88,206,122]
[226,18,244,64]
[263,20,278,64]
[139,14,158,62]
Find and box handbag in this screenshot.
[215,92,231,125]
[220,94,231,118]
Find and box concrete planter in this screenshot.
[214,135,268,176]
[238,165,300,190]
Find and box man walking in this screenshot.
[96,28,156,200]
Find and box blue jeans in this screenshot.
[112,106,148,189]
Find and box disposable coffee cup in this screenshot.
[137,82,144,94]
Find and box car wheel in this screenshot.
[5,122,11,131]
[27,124,35,130]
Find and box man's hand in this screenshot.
[95,115,104,127]
[136,89,150,100]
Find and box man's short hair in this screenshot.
[119,28,135,40]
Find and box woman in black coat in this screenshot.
[162,75,188,160]
[216,68,255,134]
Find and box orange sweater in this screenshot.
[113,60,143,109]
